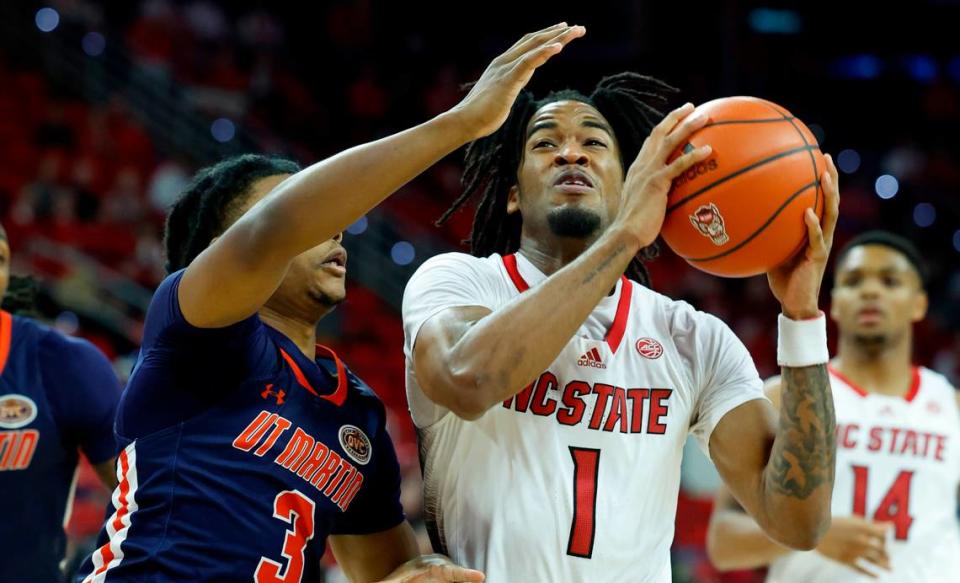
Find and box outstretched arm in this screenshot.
[412,103,714,419]
[709,155,841,549]
[180,24,585,328]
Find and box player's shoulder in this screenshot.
[917,366,958,398]
[409,251,502,280]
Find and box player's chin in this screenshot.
[310,277,346,307]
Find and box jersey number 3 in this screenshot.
[851,465,915,540]
[568,447,601,558]
[256,490,316,583]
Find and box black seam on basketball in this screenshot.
[666,144,820,215]
[686,180,819,263]
[757,102,823,214]
[703,117,796,127]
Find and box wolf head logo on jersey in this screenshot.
[0,394,37,429]
[689,203,730,246]
[339,425,372,465]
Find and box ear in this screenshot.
[911,290,928,323]
[829,289,840,322]
[506,185,520,215]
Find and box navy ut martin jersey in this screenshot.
[78,271,404,582]
[0,310,121,583]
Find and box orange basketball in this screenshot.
[661,96,825,277]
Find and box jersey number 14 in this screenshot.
[851,465,915,541]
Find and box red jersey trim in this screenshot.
[606,278,632,354]
[501,255,633,354]
[828,364,922,402]
[0,310,11,376]
[502,254,529,292]
[279,345,348,406]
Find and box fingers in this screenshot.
[659,107,710,158]
[849,562,881,579]
[507,26,584,87]
[427,564,485,582]
[499,22,568,61]
[646,102,696,144]
[503,25,584,66]
[819,153,841,246]
[804,207,827,260]
[663,144,713,180]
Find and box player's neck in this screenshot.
[834,332,914,397]
[259,306,318,359]
[517,232,597,277]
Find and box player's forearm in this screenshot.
[229,111,474,263]
[707,510,791,571]
[759,364,835,548]
[446,227,640,417]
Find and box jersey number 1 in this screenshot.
[567,447,600,558]
[256,490,316,583]
[851,465,915,540]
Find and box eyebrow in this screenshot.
[526,118,615,140]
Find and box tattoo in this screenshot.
[768,365,836,499]
[582,242,627,284]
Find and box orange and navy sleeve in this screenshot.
[40,332,122,464]
[329,401,405,535]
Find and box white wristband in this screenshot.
[777,312,829,367]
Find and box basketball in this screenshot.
[661,97,826,278]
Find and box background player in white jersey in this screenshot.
[707,231,960,582]
[402,57,842,580]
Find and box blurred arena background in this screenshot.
[1,1,957,581]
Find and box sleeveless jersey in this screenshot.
[767,366,960,583]
[402,252,766,583]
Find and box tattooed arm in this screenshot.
[709,155,841,549]
[709,376,835,551]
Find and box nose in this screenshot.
[858,278,882,299]
[554,140,589,167]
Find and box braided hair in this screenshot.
[438,73,678,287]
[164,154,301,273]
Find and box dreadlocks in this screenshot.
[164,154,301,273]
[439,72,678,287]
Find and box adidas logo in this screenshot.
[578,348,607,369]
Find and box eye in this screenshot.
[532,140,555,149]
[585,138,607,148]
[883,276,901,288]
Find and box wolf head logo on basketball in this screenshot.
[689,203,730,246]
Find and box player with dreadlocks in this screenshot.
[402,70,842,580]
[0,222,121,583]
[77,23,584,583]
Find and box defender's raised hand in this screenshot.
[451,23,585,139]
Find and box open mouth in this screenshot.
[321,249,347,272]
[553,170,595,189]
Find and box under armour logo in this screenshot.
[261,383,286,405]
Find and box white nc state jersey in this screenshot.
[768,366,960,583]
[402,252,766,583]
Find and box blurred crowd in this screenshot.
[1,1,957,581]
